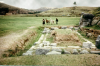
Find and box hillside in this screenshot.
[0,2,99,17]
[0,2,34,15]
[39,6,97,17]
[35,7,57,12]
[93,7,100,16]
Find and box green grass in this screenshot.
[84,25,100,30]
[21,27,43,55]
[0,16,80,36]
[2,27,43,57]
[0,54,100,65]
[46,34,54,43]
[78,30,95,44]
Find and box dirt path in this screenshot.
[0,26,35,57]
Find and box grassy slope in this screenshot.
[0,16,80,36]
[40,7,97,16]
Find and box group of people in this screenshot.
[42,18,58,25]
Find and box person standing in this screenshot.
[42,19,45,25]
[56,18,58,24]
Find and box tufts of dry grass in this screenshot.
[0,54,100,65]
[51,29,79,42]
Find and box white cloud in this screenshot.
[1,0,100,9]
[0,1,4,3]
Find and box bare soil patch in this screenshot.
[0,26,35,57]
[80,28,100,40]
[51,29,82,47]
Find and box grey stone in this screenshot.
[96,35,100,49]
[50,43,57,47]
[80,50,89,54]
[69,27,73,29]
[47,30,51,33]
[92,20,98,25]
[23,53,32,56]
[68,46,80,49]
[29,46,35,50]
[35,49,50,55]
[52,49,62,52]
[51,27,59,30]
[78,49,82,52]
[43,41,50,46]
[43,28,51,34]
[61,26,67,29]
[42,31,46,34]
[34,42,39,45]
[90,51,100,54]
[74,27,79,30]
[51,27,54,30]
[44,28,49,31]
[82,41,92,49]
[46,51,61,55]
[72,49,78,54]
[39,43,44,47]
[64,51,71,54]
[23,51,33,56]
[82,22,90,26]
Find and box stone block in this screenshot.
[51,27,59,30]
[96,35,100,49]
[43,41,50,46]
[61,26,67,29]
[64,51,71,54]
[35,49,50,55]
[68,46,80,49]
[80,50,89,54]
[34,42,39,45]
[82,22,89,26]
[74,27,79,30]
[23,51,33,56]
[72,49,78,54]
[90,51,100,54]
[29,46,35,50]
[69,27,73,29]
[44,28,49,31]
[82,41,92,49]
[42,31,46,34]
[46,51,61,55]
[50,43,57,47]
[39,43,44,47]
[44,46,51,48]
[52,48,62,52]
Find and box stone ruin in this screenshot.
[79,13,94,27]
[96,35,100,49]
[22,27,100,56]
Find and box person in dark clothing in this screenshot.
[56,18,58,24]
[42,19,45,25]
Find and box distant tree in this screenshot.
[73,1,77,10]
[73,1,77,6]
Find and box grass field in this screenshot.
[0,16,99,65]
[0,16,80,36]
